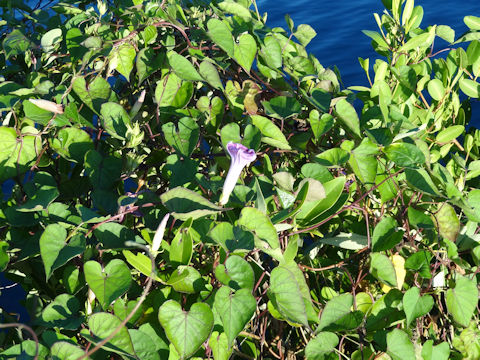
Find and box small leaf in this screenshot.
[464,15,480,30]
[162,117,199,157]
[434,203,460,242]
[250,115,291,150]
[293,24,317,47]
[436,125,464,143]
[109,44,136,80]
[215,255,255,291]
[199,60,223,90]
[459,78,480,98]
[87,312,135,355]
[370,253,397,288]
[427,78,445,101]
[100,102,132,139]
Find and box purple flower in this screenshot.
[220,142,257,205]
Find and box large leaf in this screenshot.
[162,117,199,157]
[39,294,82,330]
[215,255,255,290]
[84,259,132,309]
[100,102,132,139]
[160,187,223,220]
[250,115,291,150]
[87,312,135,356]
[207,18,234,57]
[72,76,111,114]
[40,225,85,280]
[318,293,362,331]
[214,286,256,346]
[370,253,397,287]
[402,287,434,325]
[384,142,426,167]
[371,217,404,251]
[109,43,136,80]
[167,51,203,81]
[158,300,214,359]
[387,329,416,360]
[3,29,32,58]
[233,33,256,73]
[446,275,478,327]
[238,207,280,255]
[335,99,361,138]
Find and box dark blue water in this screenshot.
[257,0,480,86]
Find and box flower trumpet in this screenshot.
[220,142,256,205]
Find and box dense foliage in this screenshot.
[1,0,480,358]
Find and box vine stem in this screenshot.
[76,243,156,360]
[0,323,39,360]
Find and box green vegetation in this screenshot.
[1,0,480,358]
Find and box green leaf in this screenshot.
[250,115,291,150]
[209,332,232,360]
[370,253,397,287]
[296,176,346,226]
[399,26,436,52]
[40,225,85,280]
[122,250,162,282]
[315,148,350,167]
[85,150,122,190]
[215,255,255,290]
[199,60,223,90]
[436,25,455,43]
[160,187,223,220]
[0,340,49,360]
[293,24,317,47]
[167,265,205,294]
[100,102,132,139]
[209,222,255,252]
[167,51,203,81]
[308,111,334,139]
[109,44,136,80]
[402,287,434,325]
[464,15,480,30]
[18,171,59,212]
[3,29,32,58]
[41,28,62,52]
[128,329,160,360]
[268,265,309,326]
[316,233,367,250]
[261,36,282,68]
[384,142,426,167]
[362,30,389,49]
[214,286,256,346]
[207,18,234,57]
[387,329,416,360]
[318,293,363,330]
[84,259,132,309]
[218,1,251,20]
[238,207,280,255]
[136,48,164,84]
[405,168,440,195]
[158,300,214,359]
[262,96,301,119]
[50,127,94,163]
[72,76,111,114]
[39,294,82,330]
[87,312,135,356]
[170,224,193,266]
[405,250,433,278]
[93,222,143,249]
[155,73,193,108]
[436,125,464,143]
[434,203,460,242]
[446,275,478,327]
[427,78,445,101]
[335,99,361,138]
[0,127,41,182]
[51,341,91,360]
[233,33,256,73]
[372,217,404,252]
[305,332,339,360]
[162,117,199,157]
[459,78,480,98]
[23,100,54,125]
[0,241,8,271]
[421,340,450,360]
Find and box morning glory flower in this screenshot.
[220,142,256,205]
[28,99,64,114]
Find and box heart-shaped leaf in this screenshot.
[403,287,434,325]
[233,33,256,73]
[213,286,256,346]
[446,274,478,327]
[40,225,86,280]
[209,331,232,360]
[72,76,112,114]
[84,259,132,309]
[158,300,214,359]
[214,255,255,291]
[162,117,199,157]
